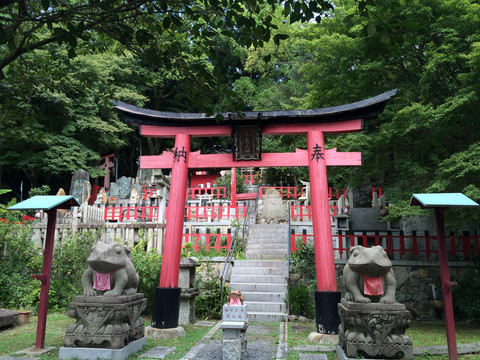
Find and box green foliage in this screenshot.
[195,274,229,320]
[290,244,317,285]
[0,222,41,310]
[48,230,99,311]
[131,239,162,314]
[28,185,51,197]
[288,244,317,318]
[214,170,246,195]
[194,248,230,319]
[453,256,480,321]
[287,283,315,318]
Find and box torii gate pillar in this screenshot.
[308,130,341,334]
[152,133,190,329]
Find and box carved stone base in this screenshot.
[64,294,147,349]
[338,299,413,359]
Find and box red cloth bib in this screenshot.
[93,272,112,291]
[363,276,384,296]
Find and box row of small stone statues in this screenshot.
[64,240,412,359]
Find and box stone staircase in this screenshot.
[245,223,289,260]
[229,223,289,322]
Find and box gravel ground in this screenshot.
[193,340,275,360]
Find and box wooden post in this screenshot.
[434,208,458,360]
[231,167,237,205]
[159,133,190,288]
[34,208,57,349]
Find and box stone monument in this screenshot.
[261,188,286,222]
[60,241,147,360]
[70,169,90,203]
[337,245,413,360]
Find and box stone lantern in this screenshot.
[178,257,200,325]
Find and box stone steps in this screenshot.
[230,254,288,322]
[244,223,289,261]
[230,274,287,284]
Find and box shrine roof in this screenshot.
[114,89,397,127]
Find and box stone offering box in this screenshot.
[222,305,247,322]
[338,299,413,360]
[64,293,146,349]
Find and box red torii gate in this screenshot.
[115,89,396,334]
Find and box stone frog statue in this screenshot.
[343,245,396,304]
[82,241,139,296]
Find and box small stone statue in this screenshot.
[227,290,244,306]
[343,245,396,304]
[82,241,139,296]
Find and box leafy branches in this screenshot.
[0,0,333,78]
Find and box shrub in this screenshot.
[193,250,229,320]
[288,244,317,318]
[287,283,315,318]
[131,239,162,315]
[0,221,42,310]
[195,276,229,320]
[49,230,99,311]
[453,256,480,320]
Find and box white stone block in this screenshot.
[222,305,247,321]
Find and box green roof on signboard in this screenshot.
[410,193,479,209]
[8,195,80,211]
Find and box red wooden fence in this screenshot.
[184,205,246,222]
[104,205,245,222]
[244,174,263,185]
[104,206,160,222]
[182,229,232,252]
[290,205,337,222]
[290,231,480,262]
[259,186,347,200]
[186,186,227,200]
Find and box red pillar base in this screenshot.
[315,291,341,334]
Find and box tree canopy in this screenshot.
[1,0,480,225]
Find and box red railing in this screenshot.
[329,187,346,200]
[186,186,227,200]
[290,231,480,262]
[104,206,160,222]
[290,205,337,222]
[244,174,263,185]
[259,186,346,200]
[183,230,232,252]
[184,205,246,222]
[260,186,304,199]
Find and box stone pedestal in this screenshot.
[221,321,248,360]
[338,299,413,359]
[64,293,147,349]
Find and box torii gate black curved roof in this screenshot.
[114,89,397,127]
